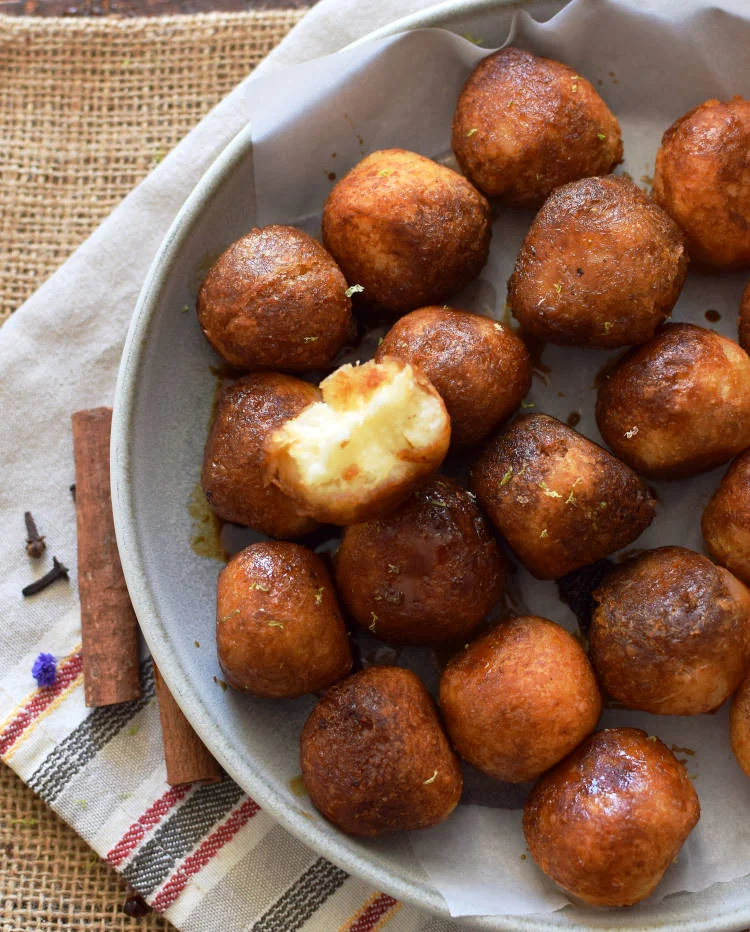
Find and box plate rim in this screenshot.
[110,3,750,929]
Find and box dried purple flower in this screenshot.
[32,652,57,688]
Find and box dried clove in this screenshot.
[122,893,151,917]
[22,557,69,597]
[24,511,46,558]
[69,483,77,502]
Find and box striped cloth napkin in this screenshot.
[0,0,475,928]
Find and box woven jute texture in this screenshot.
[0,11,304,929]
[0,9,305,326]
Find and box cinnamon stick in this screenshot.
[153,665,221,785]
[72,407,141,706]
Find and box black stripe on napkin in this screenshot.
[27,659,155,801]
[250,857,348,932]
[121,779,245,895]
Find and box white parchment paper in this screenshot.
[237,0,750,918]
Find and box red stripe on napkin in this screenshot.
[150,796,260,912]
[107,783,193,867]
[348,894,400,932]
[0,651,84,757]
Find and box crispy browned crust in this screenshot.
[375,306,532,446]
[508,175,688,347]
[652,97,750,271]
[334,476,505,644]
[321,149,491,314]
[590,546,750,715]
[216,542,352,698]
[439,616,601,782]
[523,728,700,907]
[300,666,462,836]
[201,372,320,537]
[703,449,750,587]
[596,323,750,479]
[469,414,655,579]
[452,47,622,207]
[740,281,750,353]
[197,224,351,371]
[731,671,750,778]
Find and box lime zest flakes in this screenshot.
[460,32,483,44]
[599,501,608,510]
[377,336,384,347]
[540,528,549,539]
[249,581,270,592]
[507,100,515,108]
[565,476,583,505]
[430,496,448,507]
[624,426,639,439]
[219,608,241,624]
[268,621,285,630]
[603,321,612,333]
[423,770,438,785]
[127,724,139,737]
[539,480,562,499]
[387,564,400,575]
[304,336,319,343]
[597,132,607,141]
[345,284,364,298]
[369,613,378,633]
[647,735,658,742]
[377,168,392,177]
[553,283,563,294]
[181,305,189,313]
[315,587,325,605]
[500,467,514,487]
[521,400,535,409]
[466,128,478,138]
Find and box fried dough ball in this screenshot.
[321,149,491,314]
[508,176,688,347]
[335,476,505,645]
[197,225,351,371]
[653,97,750,271]
[590,546,750,715]
[265,357,450,525]
[452,47,622,207]
[730,671,750,777]
[703,449,750,587]
[470,414,655,579]
[300,666,462,836]
[740,281,750,353]
[596,323,750,479]
[523,728,700,907]
[216,542,351,698]
[440,617,601,782]
[375,306,531,446]
[201,373,320,538]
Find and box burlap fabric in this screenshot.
[0,10,305,326]
[0,11,304,928]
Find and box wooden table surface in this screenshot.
[0,0,310,15]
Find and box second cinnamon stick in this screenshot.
[154,665,221,785]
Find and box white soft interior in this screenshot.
[274,360,446,495]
